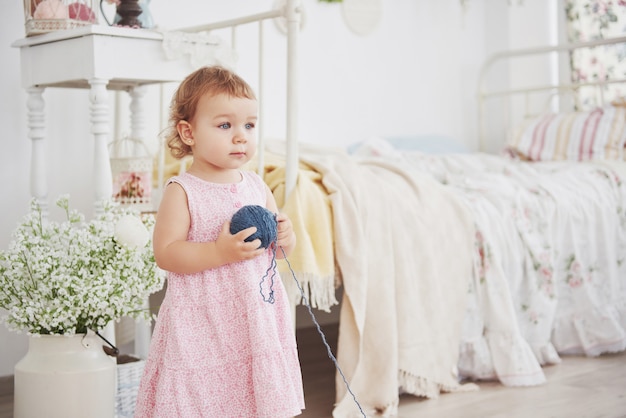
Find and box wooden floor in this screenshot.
[2,323,626,417]
[297,323,626,418]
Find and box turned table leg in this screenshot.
[129,84,153,359]
[129,84,147,146]
[89,78,117,348]
[26,87,48,215]
[89,78,113,212]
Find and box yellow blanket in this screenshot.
[261,153,338,311]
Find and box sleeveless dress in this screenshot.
[134,171,305,418]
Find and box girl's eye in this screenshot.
[245,123,255,129]
[218,122,231,129]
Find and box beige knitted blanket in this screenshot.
[304,152,477,417]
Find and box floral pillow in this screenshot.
[506,105,626,161]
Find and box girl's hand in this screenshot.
[276,212,296,256]
[215,221,264,264]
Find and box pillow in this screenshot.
[347,137,402,158]
[384,135,469,154]
[506,105,626,161]
[347,135,468,156]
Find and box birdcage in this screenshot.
[110,137,154,212]
[23,0,99,36]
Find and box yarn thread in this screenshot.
[230,205,366,417]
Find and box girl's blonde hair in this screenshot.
[165,66,257,159]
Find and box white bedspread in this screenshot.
[303,150,477,417]
[402,152,626,386]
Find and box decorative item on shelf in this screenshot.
[0,195,165,418]
[115,0,142,26]
[23,0,99,36]
[100,0,152,28]
[110,137,154,212]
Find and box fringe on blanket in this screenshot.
[398,369,479,400]
[280,270,339,312]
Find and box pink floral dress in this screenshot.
[134,171,305,418]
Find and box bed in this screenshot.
[152,4,626,417]
[274,52,626,418]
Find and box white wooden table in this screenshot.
[12,24,195,212]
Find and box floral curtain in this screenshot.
[565,0,626,107]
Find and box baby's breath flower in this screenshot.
[0,197,165,335]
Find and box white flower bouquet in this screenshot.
[0,196,165,335]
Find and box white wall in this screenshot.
[0,0,558,376]
[0,2,30,376]
[480,0,565,151]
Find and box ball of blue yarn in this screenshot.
[230,205,278,249]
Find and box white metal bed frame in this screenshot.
[477,35,626,151]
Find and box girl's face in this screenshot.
[179,92,258,180]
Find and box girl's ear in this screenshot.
[177,121,194,145]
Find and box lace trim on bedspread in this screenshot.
[458,338,496,380]
[161,31,238,70]
[458,331,547,387]
[529,341,561,366]
[552,303,626,356]
[398,369,479,400]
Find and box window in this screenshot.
[565,0,626,107]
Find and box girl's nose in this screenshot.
[233,131,247,144]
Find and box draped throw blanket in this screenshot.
[302,151,477,417]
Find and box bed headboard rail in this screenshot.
[478,35,626,152]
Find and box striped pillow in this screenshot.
[506,106,626,161]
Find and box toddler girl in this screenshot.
[134,66,305,418]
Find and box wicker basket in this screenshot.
[24,0,99,36]
[116,358,145,417]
